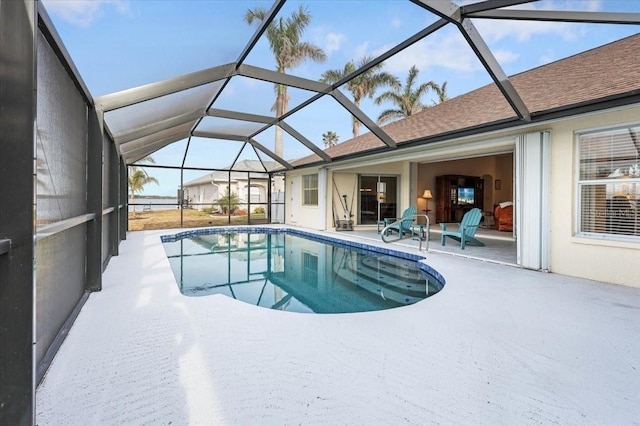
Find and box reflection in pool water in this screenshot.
[162,230,444,314]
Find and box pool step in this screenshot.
[332,267,425,305]
[359,255,424,283]
[332,254,428,304]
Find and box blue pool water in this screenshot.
[161,228,444,314]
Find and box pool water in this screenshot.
[161,229,444,314]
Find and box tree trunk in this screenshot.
[275,84,286,157]
[130,191,136,217]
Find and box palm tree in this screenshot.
[217,190,240,215]
[432,81,449,105]
[321,56,399,138]
[245,5,326,157]
[375,65,438,126]
[322,130,339,148]
[128,169,158,216]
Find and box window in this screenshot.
[302,174,318,206]
[577,125,640,239]
[244,185,262,203]
[301,252,318,287]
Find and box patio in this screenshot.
[36,226,640,424]
[351,225,517,265]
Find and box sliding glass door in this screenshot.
[359,175,398,225]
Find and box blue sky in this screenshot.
[42,0,640,195]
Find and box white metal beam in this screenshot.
[207,108,273,124]
[95,63,236,112]
[191,130,246,142]
[237,64,331,93]
[468,9,640,24]
[123,133,188,163]
[120,122,192,154]
[115,109,203,144]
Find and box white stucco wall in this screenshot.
[285,162,410,231]
[285,168,323,229]
[547,106,640,287]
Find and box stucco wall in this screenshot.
[285,167,322,229]
[547,107,640,287]
[285,162,410,231]
[328,162,410,230]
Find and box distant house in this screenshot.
[182,159,275,211]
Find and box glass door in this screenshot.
[359,175,397,225]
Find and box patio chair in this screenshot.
[440,208,485,250]
[383,206,416,238]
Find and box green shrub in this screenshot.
[253,206,265,214]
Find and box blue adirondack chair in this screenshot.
[383,206,417,238]
[440,208,485,250]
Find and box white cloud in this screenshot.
[493,49,520,65]
[473,18,584,43]
[379,31,484,74]
[42,0,130,28]
[391,18,402,29]
[530,0,603,12]
[472,0,603,43]
[324,32,345,56]
[352,42,370,61]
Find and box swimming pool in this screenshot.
[161,227,444,314]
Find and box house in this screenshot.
[284,34,640,287]
[181,159,274,212]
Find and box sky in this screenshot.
[41,0,640,195]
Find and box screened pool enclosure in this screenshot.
[2,0,640,423]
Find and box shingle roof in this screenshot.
[293,33,640,167]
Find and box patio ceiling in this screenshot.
[85,0,640,173]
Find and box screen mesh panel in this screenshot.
[36,32,88,224]
[35,31,92,366]
[35,226,87,364]
[195,116,266,138]
[105,82,222,139]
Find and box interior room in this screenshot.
[417,153,514,235]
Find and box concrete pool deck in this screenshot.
[36,226,640,425]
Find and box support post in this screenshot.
[109,135,120,257]
[86,108,103,291]
[120,158,128,240]
[0,0,37,424]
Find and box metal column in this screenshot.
[86,108,103,291]
[0,0,37,424]
[120,158,128,240]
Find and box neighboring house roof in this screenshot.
[293,33,640,167]
[183,159,275,187]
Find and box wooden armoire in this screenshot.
[435,175,484,223]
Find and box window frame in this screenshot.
[575,123,640,242]
[302,173,318,206]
